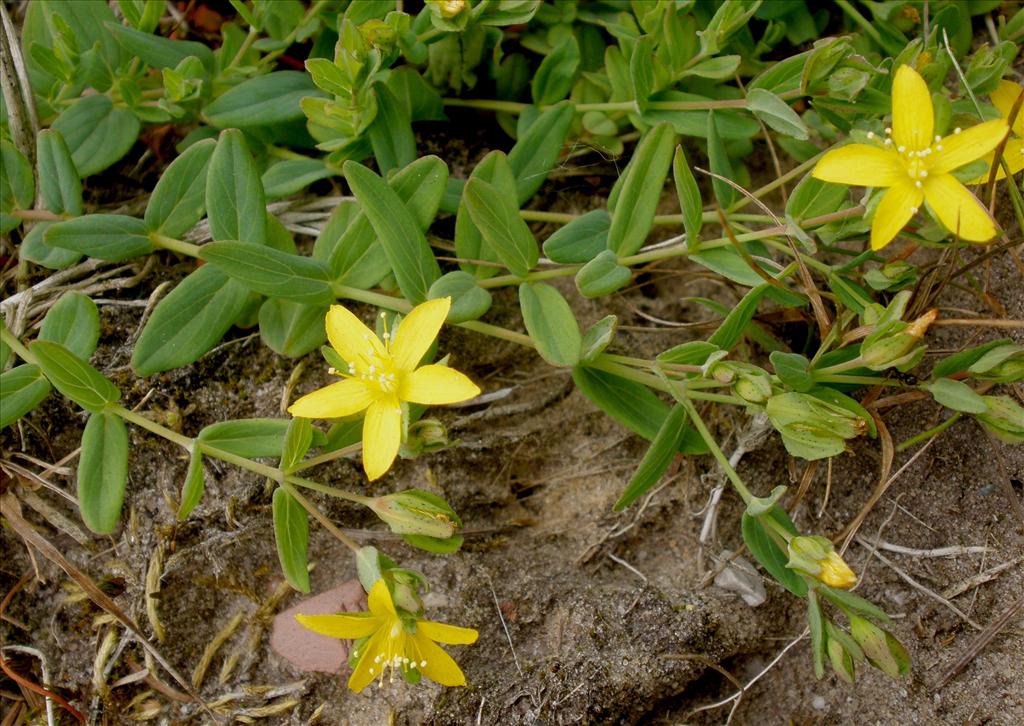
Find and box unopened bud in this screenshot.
[369,488,460,539]
[976,395,1024,443]
[435,0,466,18]
[861,308,937,372]
[766,392,867,460]
[401,419,452,458]
[787,536,857,589]
[968,343,1024,384]
[360,19,396,48]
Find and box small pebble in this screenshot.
[812,696,827,710]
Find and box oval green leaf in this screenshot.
[78,410,130,534]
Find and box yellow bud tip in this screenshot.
[907,308,939,338]
[819,551,857,589]
[438,0,465,17]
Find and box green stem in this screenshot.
[290,442,361,473]
[896,412,961,452]
[150,233,202,257]
[835,0,886,48]
[226,27,259,71]
[257,0,328,68]
[675,394,753,504]
[443,91,802,116]
[279,479,362,553]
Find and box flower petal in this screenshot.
[391,298,451,371]
[811,145,905,187]
[409,632,467,687]
[362,398,402,480]
[930,120,1009,175]
[891,65,934,150]
[870,181,923,251]
[295,612,380,640]
[990,79,1024,138]
[367,579,397,618]
[399,365,481,405]
[923,174,997,242]
[326,305,385,367]
[347,628,389,692]
[966,138,1024,183]
[288,378,375,419]
[416,619,479,645]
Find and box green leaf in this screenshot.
[261,158,334,200]
[207,129,266,245]
[273,487,310,592]
[51,95,140,177]
[607,122,675,256]
[658,341,720,366]
[0,365,52,430]
[673,146,702,250]
[455,150,516,279]
[402,533,465,554]
[463,177,539,277]
[630,35,655,111]
[741,508,808,597]
[427,271,492,323]
[177,447,206,520]
[808,592,826,679]
[706,111,737,208]
[44,215,153,260]
[745,485,788,517]
[532,35,580,105]
[614,403,687,511]
[198,418,292,458]
[39,292,100,359]
[931,339,1012,379]
[199,242,333,305]
[771,351,814,392]
[132,265,251,376]
[29,340,120,412]
[104,20,214,71]
[575,249,632,297]
[258,299,328,358]
[708,283,772,350]
[78,411,130,534]
[0,140,34,226]
[19,222,82,269]
[746,88,809,140]
[343,161,442,303]
[368,83,416,175]
[785,174,849,224]
[681,55,741,80]
[281,417,314,472]
[818,584,890,623]
[925,378,988,414]
[542,209,610,264]
[580,315,617,363]
[36,130,82,216]
[204,71,324,128]
[506,101,575,204]
[519,283,581,367]
[145,138,215,237]
[571,366,708,454]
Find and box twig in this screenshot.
[935,595,1024,689]
[941,554,1024,600]
[871,540,991,558]
[486,575,523,680]
[607,553,648,583]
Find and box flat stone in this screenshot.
[270,579,367,673]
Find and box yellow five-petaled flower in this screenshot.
[812,64,1009,251]
[969,79,1024,183]
[288,298,480,481]
[297,579,479,692]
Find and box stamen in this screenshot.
[897,145,906,153]
[420,660,427,667]
[914,181,922,188]
[866,131,874,139]
[954,127,961,134]
[910,206,919,213]
[936,144,943,151]
[919,170,927,178]
[934,135,941,142]
[884,127,892,135]
[328,367,338,376]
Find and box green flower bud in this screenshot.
[711,361,774,404]
[976,395,1024,443]
[369,488,460,540]
[864,260,917,291]
[766,392,867,460]
[360,19,396,49]
[848,614,910,678]
[787,536,857,588]
[968,344,1024,384]
[400,419,453,458]
[860,308,937,372]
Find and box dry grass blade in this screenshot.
[935,595,1024,690]
[0,493,215,719]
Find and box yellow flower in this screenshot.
[297,579,478,692]
[288,298,480,480]
[818,551,857,590]
[968,79,1024,183]
[812,65,1008,250]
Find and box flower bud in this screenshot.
[431,0,466,18]
[787,536,857,589]
[400,419,452,458]
[864,260,917,291]
[968,344,1024,384]
[711,361,774,404]
[976,395,1024,444]
[360,19,396,49]
[860,308,938,372]
[848,614,909,677]
[369,489,460,539]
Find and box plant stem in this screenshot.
[279,479,362,553]
[676,394,753,504]
[150,233,202,257]
[290,442,361,472]
[896,412,961,452]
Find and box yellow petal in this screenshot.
[930,120,1009,175]
[812,145,905,187]
[362,398,402,480]
[295,612,380,640]
[891,65,934,150]
[399,365,481,405]
[367,579,397,618]
[990,79,1024,138]
[409,632,467,687]
[923,174,997,242]
[417,619,479,645]
[326,305,385,367]
[390,297,451,371]
[288,378,376,419]
[346,628,389,693]
[1000,137,1024,177]
[870,181,923,251]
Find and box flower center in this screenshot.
[364,617,430,687]
[330,313,401,393]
